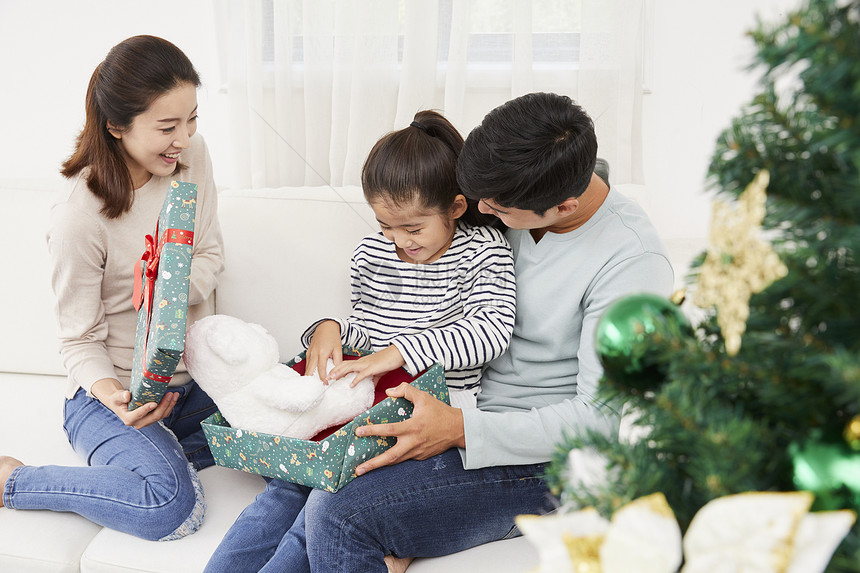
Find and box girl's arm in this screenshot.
[301,315,371,354]
[303,320,344,379]
[326,233,516,383]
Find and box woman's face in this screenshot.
[109,82,198,189]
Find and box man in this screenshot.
[266,92,673,573]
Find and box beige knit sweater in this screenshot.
[47,134,224,399]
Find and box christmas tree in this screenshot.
[547,0,860,570]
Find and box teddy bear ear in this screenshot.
[206,325,250,366]
[248,322,280,353]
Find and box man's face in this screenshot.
[477,198,552,230]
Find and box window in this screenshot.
[260,0,582,71]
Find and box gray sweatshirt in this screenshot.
[460,187,674,469]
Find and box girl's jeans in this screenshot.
[204,448,555,573]
[2,381,217,540]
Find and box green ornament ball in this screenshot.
[791,439,860,512]
[595,292,690,392]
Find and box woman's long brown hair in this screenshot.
[61,35,200,219]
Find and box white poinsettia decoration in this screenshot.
[518,491,855,573]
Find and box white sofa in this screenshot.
[0,183,704,573]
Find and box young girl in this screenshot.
[303,110,516,410]
[0,35,224,541]
[204,110,516,572]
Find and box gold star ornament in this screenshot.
[694,170,788,355]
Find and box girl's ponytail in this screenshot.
[361,110,501,229]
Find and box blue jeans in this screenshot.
[205,449,555,573]
[2,381,217,540]
[205,478,313,573]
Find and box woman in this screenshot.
[0,35,224,541]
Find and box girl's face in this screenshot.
[370,194,467,264]
[108,83,198,189]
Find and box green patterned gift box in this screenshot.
[201,347,449,492]
[129,181,198,410]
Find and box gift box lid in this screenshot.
[129,180,198,410]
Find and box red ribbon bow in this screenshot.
[132,228,194,313]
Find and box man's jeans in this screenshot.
[205,448,555,573]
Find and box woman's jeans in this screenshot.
[2,381,217,540]
[205,448,555,573]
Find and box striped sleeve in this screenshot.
[339,252,374,349]
[302,226,516,389]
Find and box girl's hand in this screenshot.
[91,378,178,429]
[326,345,406,387]
[305,320,343,381]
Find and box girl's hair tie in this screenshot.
[410,120,430,135]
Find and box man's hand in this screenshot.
[353,383,465,475]
[91,378,178,429]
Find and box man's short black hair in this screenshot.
[456,92,598,215]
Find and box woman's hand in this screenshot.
[326,345,406,387]
[304,320,344,381]
[90,378,178,429]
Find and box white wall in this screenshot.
[0,0,801,240]
[640,0,800,238]
[0,0,230,188]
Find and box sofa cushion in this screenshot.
[79,466,266,573]
[0,510,102,573]
[0,373,84,466]
[214,186,377,358]
[0,373,100,573]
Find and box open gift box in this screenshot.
[201,347,448,492]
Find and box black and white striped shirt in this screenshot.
[304,222,516,393]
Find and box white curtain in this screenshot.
[213,0,646,189]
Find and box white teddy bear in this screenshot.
[183,314,374,440]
